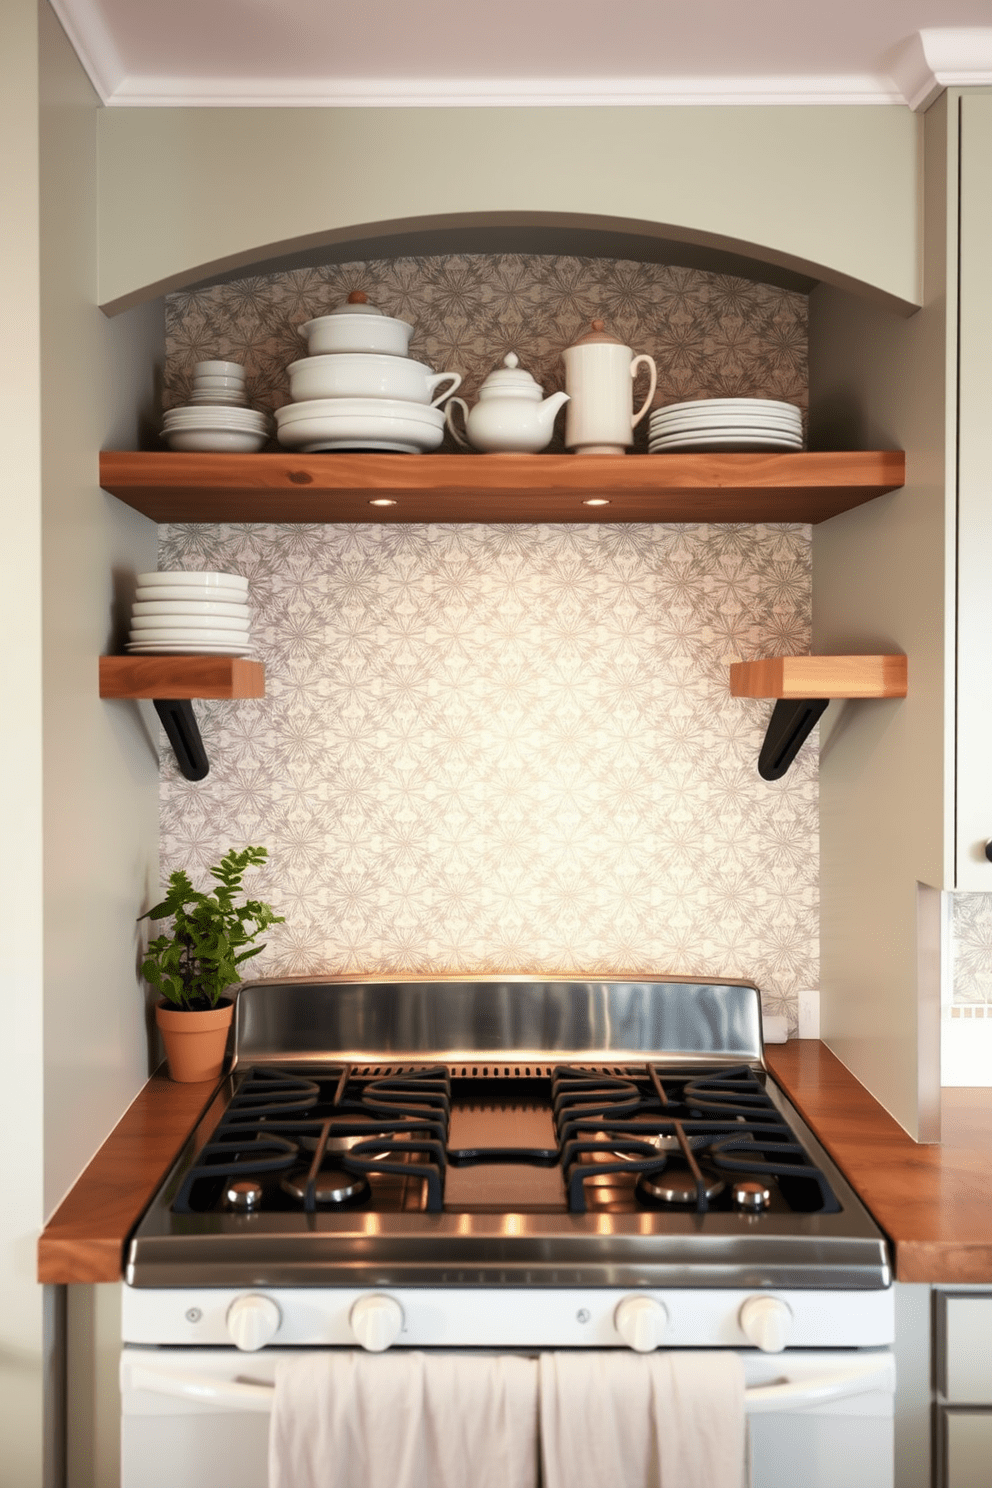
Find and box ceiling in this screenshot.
[51,1,992,110]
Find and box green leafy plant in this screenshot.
[139,846,284,1011]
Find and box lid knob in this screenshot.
[347,290,369,304]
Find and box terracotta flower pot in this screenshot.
[155,998,234,1083]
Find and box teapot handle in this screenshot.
[445,396,472,449]
[428,371,463,408]
[630,354,658,429]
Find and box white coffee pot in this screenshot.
[561,320,658,454]
[445,353,569,454]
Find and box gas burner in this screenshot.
[638,1165,725,1205]
[223,1179,263,1212]
[280,1166,371,1205]
[732,1179,772,1211]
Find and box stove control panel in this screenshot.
[123,1285,893,1352]
[614,1296,669,1352]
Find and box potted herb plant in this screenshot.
[140,845,284,1082]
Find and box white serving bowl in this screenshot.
[276,397,444,427]
[130,613,250,632]
[132,598,249,618]
[275,397,444,453]
[194,360,245,380]
[286,354,461,408]
[162,428,268,453]
[139,570,249,592]
[299,312,415,359]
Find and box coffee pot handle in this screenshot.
[630,354,658,429]
[445,396,472,449]
[428,371,463,408]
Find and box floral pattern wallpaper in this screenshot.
[951,895,992,1008]
[159,253,815,1031]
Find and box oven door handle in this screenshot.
[124,1352,895,1415]
[744,1354,895,1413]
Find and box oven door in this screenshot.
[120,1345,895,1488]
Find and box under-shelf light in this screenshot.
[583,498,610,506]
[369,498,397,506]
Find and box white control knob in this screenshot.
[614,1295,668,1353]
[350,1294,405,1353]
[739,1295,793,1353]
[226,1294,282,1352]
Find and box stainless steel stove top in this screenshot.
[125,977,891,1291]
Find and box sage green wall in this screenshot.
[1,0,45,1479]
[38,4,163,1484]
[96,105,922,314]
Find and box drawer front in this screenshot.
[945,1412,992,1488]
[944,1298,992,1404]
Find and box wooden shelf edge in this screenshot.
[730,654,907,700]
[98,448,906,526]
[99,655,265,700]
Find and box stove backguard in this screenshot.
[233,976,765,1068]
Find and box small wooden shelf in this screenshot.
[730,654,908,700]
[99,656,265,700]
[99,450,906,526]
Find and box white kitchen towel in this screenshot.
[268,1349,539,1488]
[539,1349,747,1488]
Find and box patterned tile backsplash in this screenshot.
[159,253,815,1030]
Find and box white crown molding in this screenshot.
[104,73,905,108]
[48,0,126,101]
[889,28,992,111]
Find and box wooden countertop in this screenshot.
[37,1042,992,1285]
[766,1041,992,1284]
[37,1071,218,1284]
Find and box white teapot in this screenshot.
[445,354,569,454]
[561,320,658,455]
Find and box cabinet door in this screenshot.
[955,92,992,888]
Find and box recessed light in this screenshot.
[369,498,397,506]
[583,498,610,506]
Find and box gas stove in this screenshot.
[125,975,889,1292]
[121,978,896,1488]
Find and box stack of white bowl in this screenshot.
[161,361,270,454]
[127,571,252,656]
[275,292,462,454]
[648,398,804,454]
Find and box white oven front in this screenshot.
[121,1286,896,1488]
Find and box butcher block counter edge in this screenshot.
[36,1041,992,1285]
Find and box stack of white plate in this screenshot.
[275,291,461,454]
[126,571,252,656]
[648,398,804,454]
[161,361,271,453]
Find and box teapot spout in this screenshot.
[540,389,570,427]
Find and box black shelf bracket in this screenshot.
[758,698,829,781]
[153,699,210,782]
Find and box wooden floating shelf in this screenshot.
[99,656,265,700]
[730,654,908,700]
[99,450,906,526]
